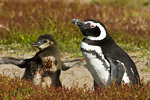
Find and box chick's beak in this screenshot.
[31,42,39,47]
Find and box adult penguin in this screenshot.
[72,19,140,88]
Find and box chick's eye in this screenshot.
[43,40,47,43]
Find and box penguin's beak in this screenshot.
[72,19,85,26]
[72,19,90,29]
[31,41,40,47]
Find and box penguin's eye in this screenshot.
[90,22,96,28]
[91,24,95,28]
[43,40,48,43]
[85,21,96,28]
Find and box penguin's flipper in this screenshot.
[62,58,86,71]
[107,58,125,85]
[0,57,30,68]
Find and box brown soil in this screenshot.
[0,52,150,89]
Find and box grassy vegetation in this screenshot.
[141,67,150,72]
[92,0,150,8]
[0,0,150,99]
[0,75,150,100]
[0,0,150,56]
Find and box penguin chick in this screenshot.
[0,34,62,88]
[72,19,141,88]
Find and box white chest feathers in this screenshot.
[81,42,130,85]
[81,42,111,85]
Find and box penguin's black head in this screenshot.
[72,19,110,41]
[31,34,57,50]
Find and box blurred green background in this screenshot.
[0,0,150,57]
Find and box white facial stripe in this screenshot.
[38,40,51,50]
[85,21,107,41]
[39,43,50,49]
[85,21,96,28]
[81,42,110,66]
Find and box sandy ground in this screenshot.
[0,52,150,89]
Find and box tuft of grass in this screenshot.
[0,75,150,99]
